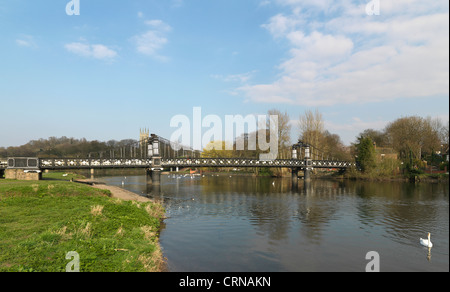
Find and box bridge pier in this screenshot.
[5,158,42,181]
[152,169,162,185]
[146,168,153,184]
[146,183,161,196]
[304,158,312,182]
[291,168,299,189]
[146,168,162,185]
[304,168,311,182]
[5,169,42,181]
[90,168,95,179]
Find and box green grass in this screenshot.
[0,179,165,272]
[41,171,86,182]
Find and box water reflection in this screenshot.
[99,174,449,272]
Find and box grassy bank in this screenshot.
[342,167,449,183]
[0,178,165,272]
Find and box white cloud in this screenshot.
[132,19,171,61]
[144,20,172,32]
[212,71,256,83]
[64,42,117,60]
[172,0,184,8]
[16,35,37,48]
[133,31,168,56]
[262,12,304,38]
[240,0,449,107]
[16,39,33,47]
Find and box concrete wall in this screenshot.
[5,169,42,181]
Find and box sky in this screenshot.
[0,0,448,148]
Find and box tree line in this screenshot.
[355,116,449,174]
[2,110,448,175]
[0,137,138,158]
[201,108,352,162]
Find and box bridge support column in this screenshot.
[304,158,312,182]
[304,168,311,182]
[90,168,95,179]
[150,156,163,186]
[151,169,162,186]
[291,168,299,189]
[146,168,153,185]
[5,169,42,181]
[146,183,160,196]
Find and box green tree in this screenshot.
[355,136,376,173]
[201,141,234,158]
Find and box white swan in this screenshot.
[420,233,433,248]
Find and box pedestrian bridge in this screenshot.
[1,134,356,185]
[29,157,353,169]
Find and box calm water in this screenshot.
[98,174,449,272]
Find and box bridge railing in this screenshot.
[161,158,355,168]
[35,157,355,169]
[39,158,152,169]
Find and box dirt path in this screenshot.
[75,179,153,202]
[92,184,153,202]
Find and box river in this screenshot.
[97,173,449,272]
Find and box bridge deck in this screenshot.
[34,158,354,169]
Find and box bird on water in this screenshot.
[420,233,433,248]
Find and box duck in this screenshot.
[420,233,433,248]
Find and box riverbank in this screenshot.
[337,169,449,183]
[75,178,155,203]
[0,177,166,272]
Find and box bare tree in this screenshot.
[267,109,291,159]
[385,116,441,160]
[443,121,449,147]
[298,109,324,148]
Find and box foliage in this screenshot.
[298,109,324,148]
[201,141,235,158]
[298,109,351,161]
[0,136,138,158]
[385,116,442,161]
[267,109,292,159]
[355,136,377,173]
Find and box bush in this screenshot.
[355,137,376,173]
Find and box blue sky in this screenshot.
[0,0,448,147]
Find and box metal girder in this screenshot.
[34,157,355,169]
[39,158,152,169]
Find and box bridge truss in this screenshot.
[31,157,354,170]
[1,134,356,173]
